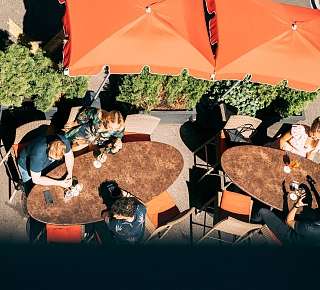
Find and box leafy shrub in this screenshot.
[210,77,318,117]
[0,44,88,111]
[117,67,166,111]
[117,67,213,111]
[270,83,318,117]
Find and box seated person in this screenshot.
[102,197,146,244]
[252,195,320,245]
[18,134,74,193]
[279,117,320,160]
[64,107,125,152]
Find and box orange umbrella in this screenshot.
[214,0,320,91]
[61,0,215,80]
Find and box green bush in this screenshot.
[116,66,318,116]
[117,67,213,111]
[0,44,88,111]
[117,67,166,111]
[271,83,318,117]
[210,77,318,117]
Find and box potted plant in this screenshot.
[116,67,213,124]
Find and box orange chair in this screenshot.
[146,191,180,230]
[46,224,84,244]
[218,190,253,222]
[197,191,256,245]
[123,114,160,143]
[145,192,194,243]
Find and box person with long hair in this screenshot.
[280,117,320,161]
[64,107,125,152]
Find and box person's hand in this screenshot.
[66,172,72,182]
[59,178,72,189]
[295,194,307,208]
[111,139,122,153]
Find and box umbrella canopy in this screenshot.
[61,0,215,79]
[214,0,320,91]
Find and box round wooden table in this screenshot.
[27,141,184,224]
[221,145,320,211]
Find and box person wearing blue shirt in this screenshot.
[103,197,146,244]
[18,134,74,190]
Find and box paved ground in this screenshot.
[0,0,319,244]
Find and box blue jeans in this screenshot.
[18,164,32,183]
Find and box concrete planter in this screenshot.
[143,109,196,125]
[278,111,306,125]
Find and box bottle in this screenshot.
[283,151,291,174]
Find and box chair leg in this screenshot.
[9,188,19,203]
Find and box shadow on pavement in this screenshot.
[23,0,65,43]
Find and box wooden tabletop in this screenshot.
[27,141,184,225]
[221,145,320,211]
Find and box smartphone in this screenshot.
[43,190,54,205]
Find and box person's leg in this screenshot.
[253,208,299,245]
[18,164,32,184]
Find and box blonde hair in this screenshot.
[310,117,320,139]
[48,140,66,160]
[100,110,124,131]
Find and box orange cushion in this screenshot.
[220,190,251,216]
[123,132,151,143]
[46,224,83,243]
[146,191,180,228]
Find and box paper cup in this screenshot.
[283,165,291,174]
[289,193,298,201]
[93,160,102,168]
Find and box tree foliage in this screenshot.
[0,44,88,111]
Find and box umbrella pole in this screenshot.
[219,79,242,100]
[90,70,111,104]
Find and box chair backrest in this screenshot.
[46,224,84,243]
[0,120,51,167]
[214,217,262,238]
[65,106,82,126]
[146,207,195,242]
[198,217,262,245]
[223,115,262,139]
[13,120,52,155]
[124,114,160,136]
[259,225,282,246]
[218,190,253,221]
[146,191,179,229]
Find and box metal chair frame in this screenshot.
[197,216,262,245]
[0,120,51,202]
[193,113,261,183]
[145,207,195,244]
